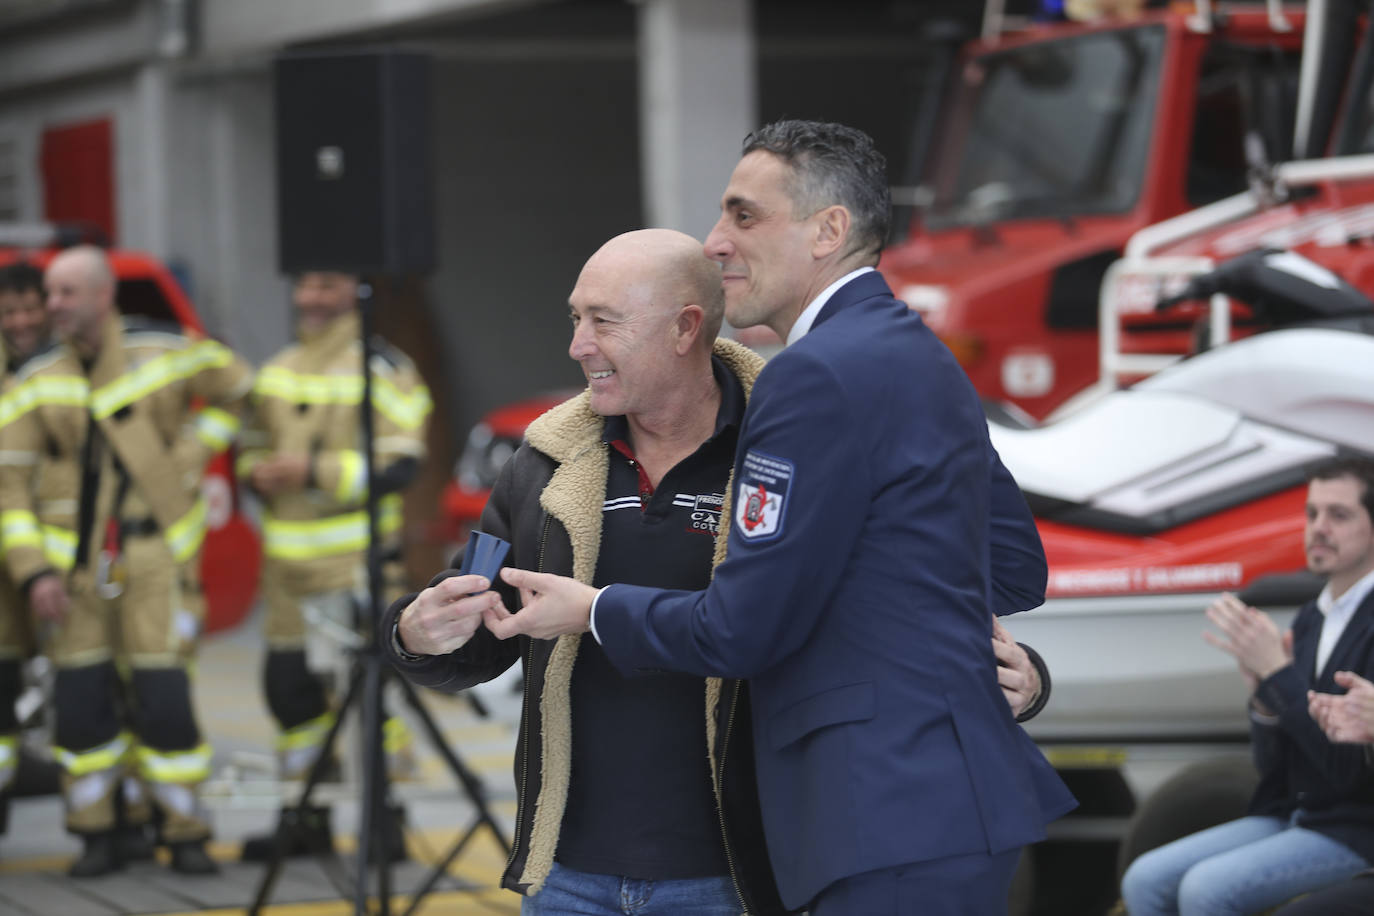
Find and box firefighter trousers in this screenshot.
[0,566,32,800]
[261,561,414,781]
[49,532,211,841]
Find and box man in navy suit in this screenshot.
[487,120,1075,914]
[1123,457,1374,915]
[1286,634,1374,916]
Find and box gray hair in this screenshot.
[742,119,890,262]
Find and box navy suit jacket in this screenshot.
[596,273,1076,908]
[1250,588,1374,864]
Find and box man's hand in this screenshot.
[1203,592,1292,684]
[992,618,1040,719]
[249,454,311,497]
[1309,671,1374,744]
[29,573,70,623]
[482,568,597,640]
[397,574,500,656]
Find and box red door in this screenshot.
[40,118,116,244]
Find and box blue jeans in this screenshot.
[1120,815,1370,916]
[521,862,742,916]
[810,849,1020,916]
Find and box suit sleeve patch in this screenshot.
[736,449,793,542]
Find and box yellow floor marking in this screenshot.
[3,826,522,915]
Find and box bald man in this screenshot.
[383,229,1050,915]
[385,229,786,914]
[0,245,253,876]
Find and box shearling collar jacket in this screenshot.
[384,338,789,914]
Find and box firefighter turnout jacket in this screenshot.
[0,314,252,839]
[237,311,430,776]
[0,337,35,799]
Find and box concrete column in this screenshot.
[637,0,755,240]
[131,62,172,256]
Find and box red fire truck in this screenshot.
[881,1,1316,420]
[988,2,1374,907]
[440,2,1324,550]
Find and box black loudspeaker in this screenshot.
[274,49,435,275]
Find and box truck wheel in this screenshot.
[1116,757,1259,880]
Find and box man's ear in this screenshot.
[812,205,851,260]
[673,304,706,355]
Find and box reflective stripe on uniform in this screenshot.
[0,734,17,787]
[255,367,431,431]
[0,513,72,567]
[136,742,212,784]
[44,525,77,570]
[373,377,432,431]
[89,341,234,420]
[383,717,411,754]
[275,711,336,753]
[335,450,366,503]
[254,367,357,404]
[53,731,133,777]
[0,375,90,429]
[374,435,426,459]
[0,450,38,467]
[193,407,240,451]
[234,449,265,480]
[1,510,41,550]
[262,496,402,561]
[164,498,208,563]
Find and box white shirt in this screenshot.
[1315,566,1374,677]
[784,267,876,346]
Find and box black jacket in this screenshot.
[1253,587,1374,867]
[1250,587,1374,864]
[383,340,790,914]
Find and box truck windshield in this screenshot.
[926,25,1166,230]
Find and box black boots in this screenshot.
[240,804,335,862]
[70,830,217,876]
[168,839,219,874]
[116,822,156,862]
[68,831,119,878]
[239,803,408,863]
[371,803,408,865]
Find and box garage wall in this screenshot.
[1,0,985,470]
[426,50,643,443]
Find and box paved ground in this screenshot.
[0,611,525,915]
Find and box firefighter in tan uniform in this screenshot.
[0,246,253,876]
[0,261,51,839]
[236,271,430,860]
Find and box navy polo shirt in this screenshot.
[555,356,744,880]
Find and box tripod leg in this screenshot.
[464,690,490,719]
[399,811,491,916]
[354,650,392,916]
[393,672,511,856]
[250,659,365,915]
[392,669,514,916]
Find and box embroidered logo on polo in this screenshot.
[736,449,792,541]
[676,492,724,535]
[602,492,725,536]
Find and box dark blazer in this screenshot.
[595,272,1076,909]
[1251,586,1374,864]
